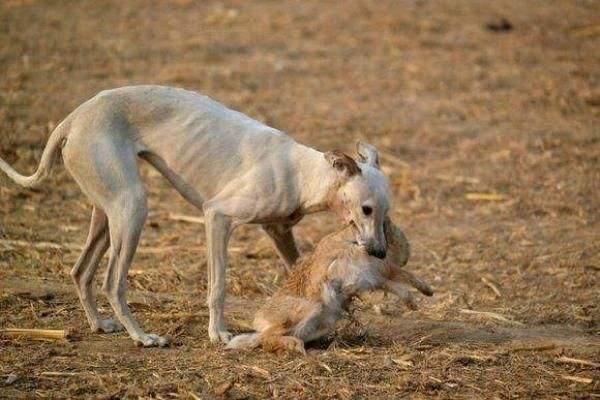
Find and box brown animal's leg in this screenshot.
[269,336,306,355]
[70,206,122,333]
[301,328,332,343]
[390,268,434,296]
[262,223,300,274]
[383,280,418,310]
[260,328,306,355]
[290,302,332,345]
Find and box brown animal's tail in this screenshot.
[0,120,70,189]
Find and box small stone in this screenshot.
[485,17,513,32]
[5,374,18,385]
[383,355,395,368]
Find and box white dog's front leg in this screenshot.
[204,206,234,343]
[262,223,300,274]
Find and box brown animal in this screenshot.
[226,218,433,354]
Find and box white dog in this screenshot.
[0,85,391,346]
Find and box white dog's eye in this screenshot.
[362,206,373,216]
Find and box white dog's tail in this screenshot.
[0,120,69,189]
[226,333,261,350]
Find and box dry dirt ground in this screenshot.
[1,0,599,399]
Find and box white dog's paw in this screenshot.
[209,329,233,344]
[93,318,125,334]
[134,333,170,348]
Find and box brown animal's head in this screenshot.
[324,141,390,259]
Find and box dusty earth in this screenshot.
[1,0,599,399]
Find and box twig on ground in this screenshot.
[453,353,497,363]
[168,213,205,224]
[388,354,414,369]
[154,311,209,320]
[504,341,557,353]
[436,174,480,184]
[213,379,236,396]
[460,309,524,326]
[188,392,203,400]
[465,193,506,201]
[556,356,600,368]
[560,375,593,384]
[239,364,271,378]
[1,328,71,341]
[40,371,81,377]
[481,277,501,297]
[0,239,81,251]
[0,239,243,254]
[570,23,600,38]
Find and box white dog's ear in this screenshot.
[356,140,380,168]
[324,150,361,177]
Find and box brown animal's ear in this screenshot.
[383,216,397,244]
[383,215,393,238]
[324,150,361,177]
[356,140,380,168]
[384,216,411,267]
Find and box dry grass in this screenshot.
[1,0,599,399]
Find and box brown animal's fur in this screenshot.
[227,217,433,354]
[279,228,348,300]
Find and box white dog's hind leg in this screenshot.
[70,206,123,333]
[102,187,168,347]
[62,117,168,346]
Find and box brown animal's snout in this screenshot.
[366,244,386,259]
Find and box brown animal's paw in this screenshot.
[281,336,306,355]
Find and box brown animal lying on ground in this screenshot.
[227,218,433,354]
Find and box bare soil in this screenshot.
[1,1,599,399]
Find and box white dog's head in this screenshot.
[325,141,391,259]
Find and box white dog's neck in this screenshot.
[291,144,339,214]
